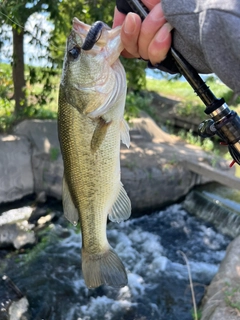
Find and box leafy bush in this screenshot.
[125,91,153,121]
[0,64,16,131]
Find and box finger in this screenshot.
[138,3,166,60]
[148,22,172,65]
[112,7,126,28]
[121,12,142,58]
[141,0,161,11]
[112,8,136,58]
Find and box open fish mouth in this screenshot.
[72,17,123,63]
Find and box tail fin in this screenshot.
[81,247,127,288]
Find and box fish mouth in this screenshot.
[72,18,123,64]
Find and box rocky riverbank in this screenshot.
[1,114,240,319]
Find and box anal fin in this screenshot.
[108,183,131,223]
[62,174,79,225]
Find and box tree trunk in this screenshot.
[12,27,26,116]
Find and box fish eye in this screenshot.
[68,46,81,60]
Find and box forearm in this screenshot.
[116,0,240,93]
[161,0,240,93]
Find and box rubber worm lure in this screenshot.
[82,21,104,50]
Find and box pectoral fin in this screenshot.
[120,119,130,148]
[108,183,131,223]
[62,174,79,225]
[91,118,111,152]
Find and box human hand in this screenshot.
[113,0,172,65]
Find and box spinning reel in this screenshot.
[119,0,240,166]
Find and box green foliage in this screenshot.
[49,0,116,65]
[125,91,152,121]
[205,76,240,105]
[0,0,60,117]
[0,64,15,131]
[146,77,240,122]
[50,0,147,92]
[0,63,59,131]
[24,65,60,119]
[224,285,240,311]
[50,147,60,161]
[121,57,147,92]
[0,0,147,126]
[176,101,206,121]
[178,129,214,152]
[191,309,202,320]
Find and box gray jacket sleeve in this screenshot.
[162,0,240,93]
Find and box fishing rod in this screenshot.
[119,0,240,167]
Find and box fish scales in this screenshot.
[59,94,121,251]
[58,19,131,288]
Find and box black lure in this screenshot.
[82,21,104,51]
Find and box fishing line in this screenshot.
[0,11,24,29]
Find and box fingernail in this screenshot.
[155,22,173,43]
[151,3,164,22]
[124,13,137,34]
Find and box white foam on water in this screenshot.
[127,273,145,296]
[79,296,136,320]
[34,203,230,319]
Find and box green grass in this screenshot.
[2,60,240,153]
[146,77,240,119]
[146,77,235,103]
[147,78,199,101]
[224,284,240,312]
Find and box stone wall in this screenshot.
[0,115,232,210]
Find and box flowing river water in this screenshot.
[0,185,235,320]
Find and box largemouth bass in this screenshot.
[58,18,131,288]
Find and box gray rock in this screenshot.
[121,114,212,212]
[35,191,47,204]
[8,297,29,320]
[0,224,36,249]
[0,135,34,203]
[14,120,63,199]
[0,207,33,226]
[12,117,205,211]
[201,236,240,320]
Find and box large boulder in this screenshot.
[0,135,34,203]
[14,120,63,199]
[201,235,240,320]
[121,114,211,212]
